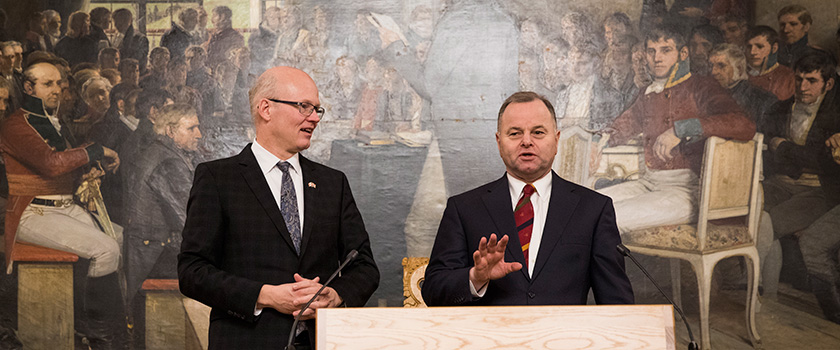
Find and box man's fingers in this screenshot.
[496,235,509,253]
[507,262,523,273]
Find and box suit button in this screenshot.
[528,292,535,299]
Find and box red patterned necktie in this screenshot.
[515,184,536,270]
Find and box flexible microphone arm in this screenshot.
[616,244,699,350]
[285,250,358,350]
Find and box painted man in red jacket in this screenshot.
[599,25,755,233]
[0,62,124,348]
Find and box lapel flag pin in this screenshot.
[308,182,316,188]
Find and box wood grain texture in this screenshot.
[146,290,186,350]
[18,263,74,349]
[317,305,674,349]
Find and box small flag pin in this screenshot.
[308,182,316,188]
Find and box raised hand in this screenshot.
[469,234,522,289]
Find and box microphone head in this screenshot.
[347,250,358,261]
[615,244,629,256]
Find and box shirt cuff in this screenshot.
[469,279,488,298]
[254,305,263,316]
[674,118,703,141]
[85,144,104,162]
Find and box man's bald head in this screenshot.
[23,62,62,111]
[248,66,318,121]
[249,66,321,159]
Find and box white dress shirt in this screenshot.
[470,171,553,297]
[251,139,305,229]
[250,139,305,316]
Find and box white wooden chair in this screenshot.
[551,125,592,186]
[622,134,764,350]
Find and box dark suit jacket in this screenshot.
[764,89,840,205]
[422,172,634,306]
[118,25,150,74]
[178,145,379,349]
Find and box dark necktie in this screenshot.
[278,161,301,253]
[515,184,536,270]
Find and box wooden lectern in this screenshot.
[317,305,675,349]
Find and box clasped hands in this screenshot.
[469,233,523,289]
[256,273,343,320]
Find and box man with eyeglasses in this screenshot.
[178,66,379,349]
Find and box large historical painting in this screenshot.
[1,0,840,348]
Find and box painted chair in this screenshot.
[622,134,764,350]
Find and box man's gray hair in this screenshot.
[710,43,748,83]
[154,103,196,135]
[248,71,278,121]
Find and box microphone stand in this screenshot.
[285,250,358,350]
[617,244,699,350]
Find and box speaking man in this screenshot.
[422,91,634,306]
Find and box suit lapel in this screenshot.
[298,156,318,257]
[481,175,529,281]
[238,145,297,253]
[531,173,580,281]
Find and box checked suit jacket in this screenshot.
[422,172,634,306]
[178,144,379,349]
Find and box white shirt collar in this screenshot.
[506,171,553,200]
[251,139,301,176]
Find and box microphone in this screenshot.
[617,244,699,350]
[285,250,359,350]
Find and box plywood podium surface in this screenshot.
[317,305,675,349]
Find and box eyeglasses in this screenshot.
[266,98,325,118]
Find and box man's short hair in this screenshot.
[150,46,170,59]
[644,25,686,50]
[794,51,837,84]
[778,5,812,25]
[23,51,67,70]
[100,69,120,85]
[248,70,279,120]
[136,88,174,120]
[604,12,632,31]
[8,41,20,49]
[497,91,556,129]
[42,9,58,22]
[153,103,196,135]
[746,25,779,46]
[710,43,748,82]
[67,11,89,37]
[82,76,112,97]
[0,41,15,52]
[185,46,206,58]
[178,8,198,25]
[23,62,58,86]
[167,56,187,72]
[119,58,139,75]
[109,81,134,105]
[718,14,747,27]
[98,47,119,63]
[89,7,111,27]
[27,11,44,30]
[690,24,724,46]
[112,8,132,25]
[213,6,233,21]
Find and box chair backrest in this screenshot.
[402,257,429,307]
[552,125,592,186]
[695,133,764,251]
